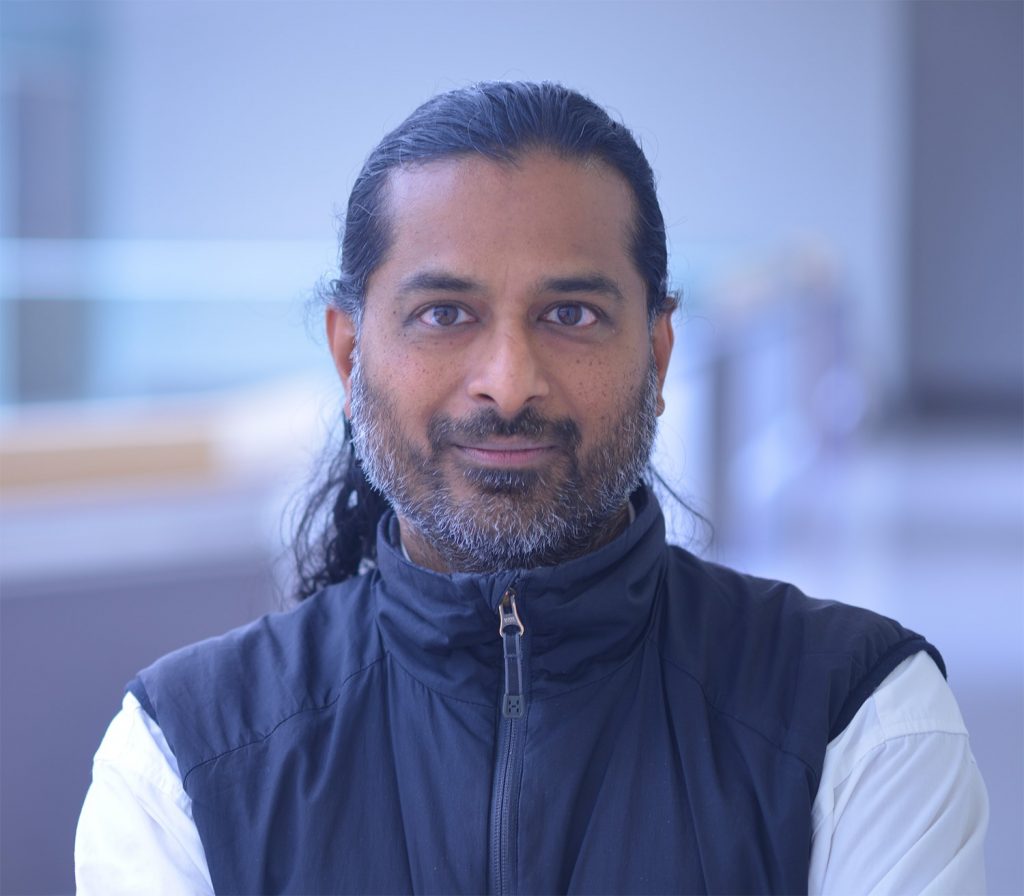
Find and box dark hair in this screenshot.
[292,81,678,600]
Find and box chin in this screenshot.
[460,465,543,495]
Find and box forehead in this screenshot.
[370,151,643,298]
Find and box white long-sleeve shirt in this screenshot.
[76,651,988,895]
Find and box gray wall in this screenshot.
[0,487,280,892]
[906,0,1024,417]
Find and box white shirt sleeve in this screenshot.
[76,653,988,895]
[75,691,214,896]
[809,651,989,895]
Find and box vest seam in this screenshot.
[529,651,646,703]
[653,646,820,782]
[179,654,387,787]
[385,652,494,708]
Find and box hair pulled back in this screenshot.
[293,82,674,600]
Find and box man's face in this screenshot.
[328,152,673,573]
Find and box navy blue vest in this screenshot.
[130,489,942,894]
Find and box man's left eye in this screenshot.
[541,304,598,327]
[418,304,472,327]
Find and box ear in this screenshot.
[326,307,357,417]
[651,311,674,417]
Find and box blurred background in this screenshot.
[0,1,1020,893]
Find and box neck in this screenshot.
[397,501,634,574]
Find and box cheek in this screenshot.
[557,348,649,428]
[359,332,458,423]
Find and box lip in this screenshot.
[454,442,557,467]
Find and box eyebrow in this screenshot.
[396,271,482,296]
[538,274,625,303]
[394,269,626,303]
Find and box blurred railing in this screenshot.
[0,238,338,405]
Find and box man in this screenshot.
[76,82,987,894]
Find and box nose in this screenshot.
[466,324,550,416]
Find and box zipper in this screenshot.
[499,587,526,719]
[489,586,527,895]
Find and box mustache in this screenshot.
[428,407,581,452]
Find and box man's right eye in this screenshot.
[418,304,472,327]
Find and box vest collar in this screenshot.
[373,487,667,707]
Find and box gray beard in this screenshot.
[348,349,658,573]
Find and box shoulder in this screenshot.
[821,650,969,785]
[658,546,941,685]
[655,547,944,770]
[809,652,988,893]
[77,693,214,895]
[130,573,385,775]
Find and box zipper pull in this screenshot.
[498,588,525,719]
